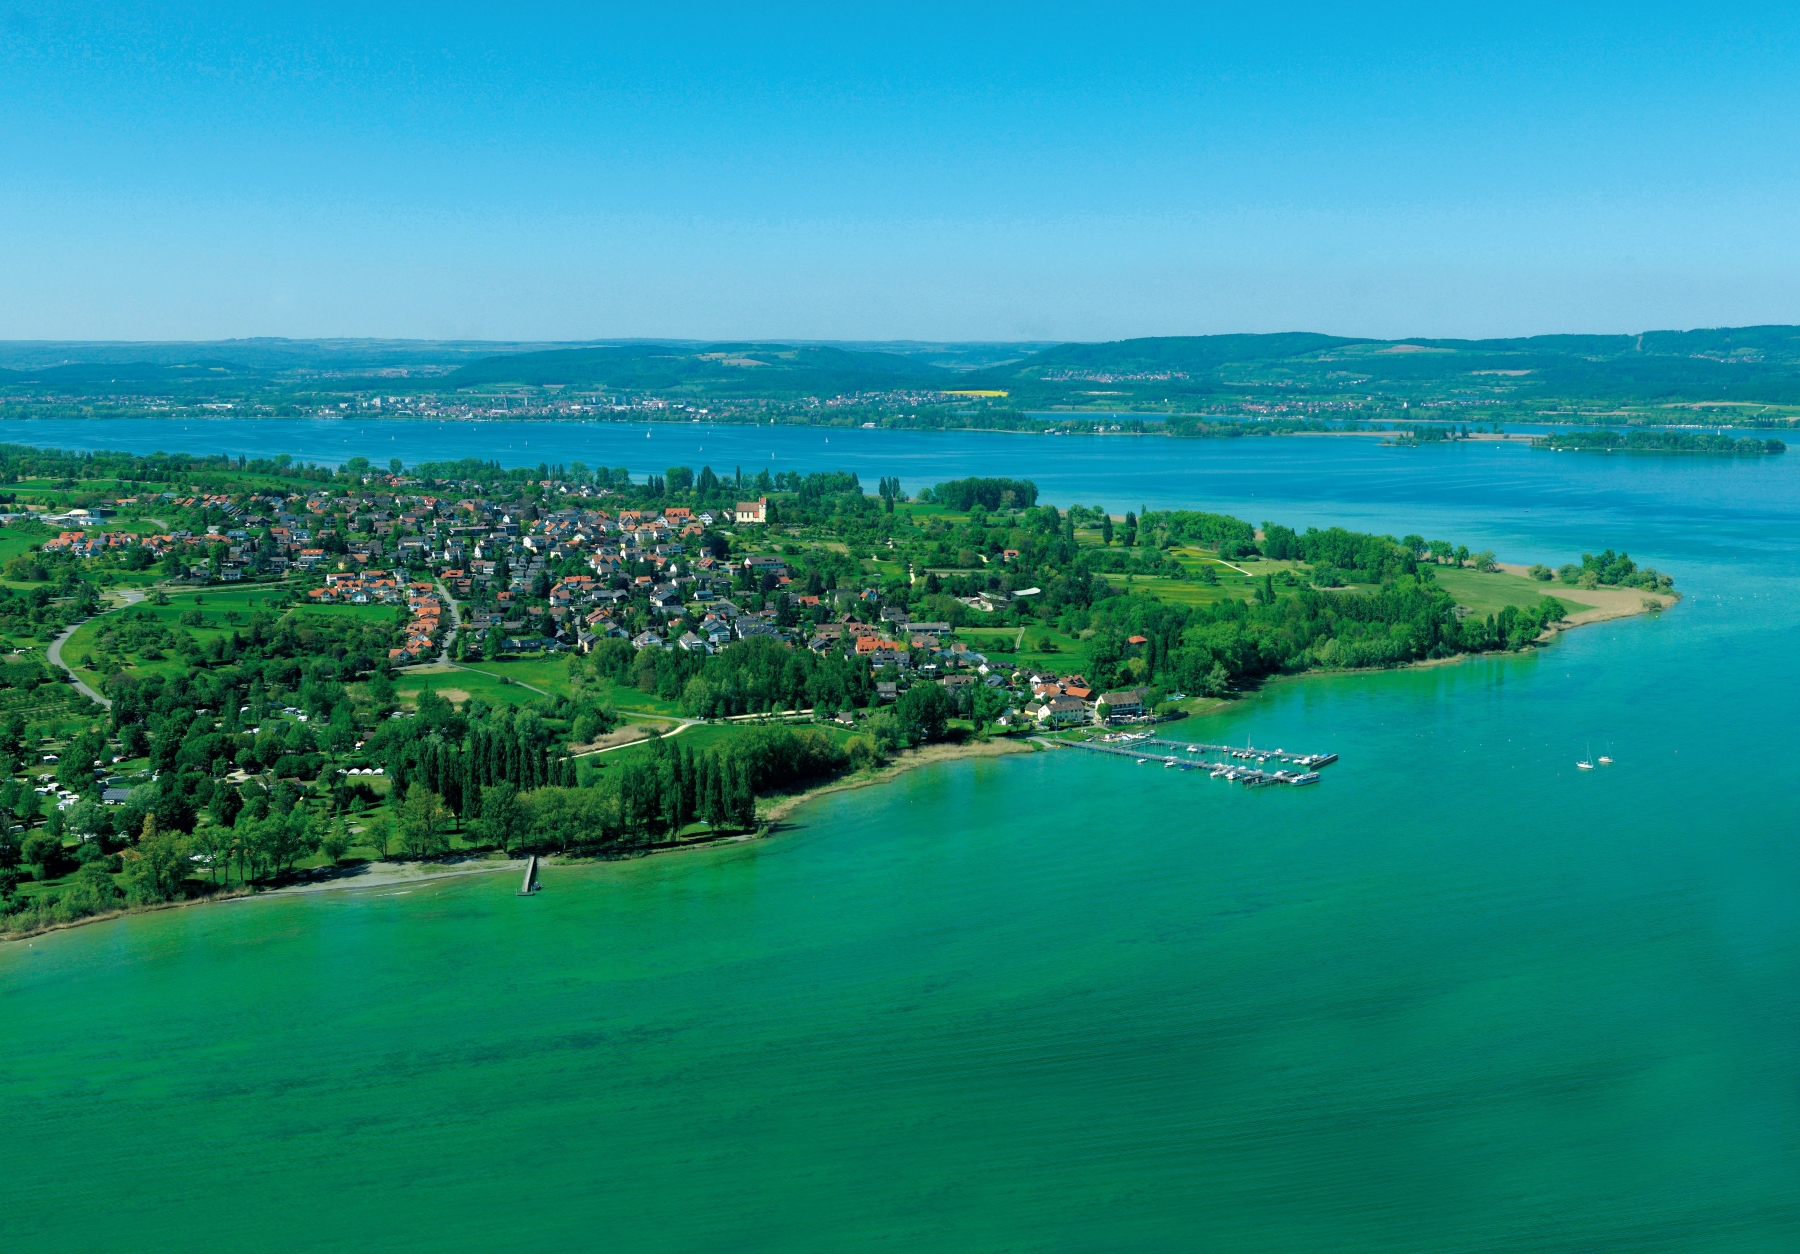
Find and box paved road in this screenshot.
[46,587,148,710]
[432,577,462,665]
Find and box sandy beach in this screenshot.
[265,856,527,896]
[1495,562,1680,627]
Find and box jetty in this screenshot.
[517,855,540,896]
[1047,733,1335,787]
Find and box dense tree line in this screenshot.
[1531,430,1785,455]
[1259,524,1423,584]
[920,477,1040,511]
[1071,580,1569,694]
[1136,509,1258,554]
[451,725,850,854]
[677,638,873,717]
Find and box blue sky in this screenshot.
[3,3,1799,342]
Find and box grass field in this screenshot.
[1096,574,1252,608]
[956,623,1087,673]
[452,656,578,696]
[291,603,401,626]
[395,658,688,720]
[394,666,542,710]
[65,582,387,684]
[1431,566,1594,617]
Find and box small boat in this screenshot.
[1598,756,1613,765]
[1289,772,1321,786]
[1577,760,1594,770]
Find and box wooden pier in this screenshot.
[517,855,540,895]
[1048,735,1334,786]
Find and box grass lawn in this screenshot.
[395,666,540,710]
[954,625,1024,650]
[68,582,399,685]
[398,659,690,720]
[68,584,289,679]
[578,678,686,717]
[1006,626,1089,673]
[1431,566,1594,617]
[1101,576,1251,608]
[451,655,585,699]
[588,718,860,770]
[0,527,54,566]
[291,603,401,626]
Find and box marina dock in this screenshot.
[1049,733,1336,786]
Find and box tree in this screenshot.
[318,821,349,866]
[367,670,397,714]
[59,863,123,918]
[396,787,450,858]
[198,814,243,883]
[119,722,149,758]
[970,683,1009,732]
[209,785,243,830]
[1101,513,1113,545]
[476,780,528,853]
[325,703,358,754]
[895,683,954,745]
[0,713,24,758]
[59,730,105,794]
[120,813,190,904]
[21,829,74,880]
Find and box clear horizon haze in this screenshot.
[4,3,1799,343]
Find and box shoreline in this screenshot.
[1,857,528,943]
[760,737,1038,827]
[1492,562,1680,628]
[4,585,1671,944]
[2,742,1040,943]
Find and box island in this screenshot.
[0,444,1677,937]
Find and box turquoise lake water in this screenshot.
[2,423,1796,1251]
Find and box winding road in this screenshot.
[46,587,148,710]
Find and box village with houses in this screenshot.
[0,445,1538,930]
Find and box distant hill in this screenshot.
[6,327,1800,410]
[958,327,1800,408]
[0,359,265,396]
[0,337,578,373]
[438,343,958,396]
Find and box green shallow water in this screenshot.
[4,439,1798,1251]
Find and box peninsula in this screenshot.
[0,445,1676,936]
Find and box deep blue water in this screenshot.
[3,417,1798,1251]
[0,415,1786,573]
